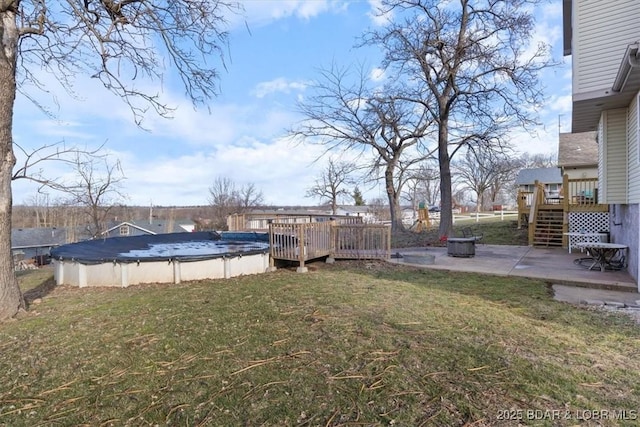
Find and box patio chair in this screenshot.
[462,227,483,243]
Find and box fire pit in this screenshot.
[447,237,476,258]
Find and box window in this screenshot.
[119,225,130,236]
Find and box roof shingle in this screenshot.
[558,132,598,167]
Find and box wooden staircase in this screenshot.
[533,207,564,247]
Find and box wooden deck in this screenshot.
[517,176,609,247]
[269,222,390,270]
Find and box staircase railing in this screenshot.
[517,190,532,228]
[517,175,606,247]
[527,181,545,245]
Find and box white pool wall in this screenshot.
[53,252,271,288]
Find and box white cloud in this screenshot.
[522,3,563,64]
[539,2,563,22]
[233,0,347,28]
[115,135,330,206]
[253,78,309,98]
[10,1,574,210]
[17,119,97,143]
[367,0,392,26]
[549,94,572,114]
[370,67,385,82]
[510,126,559,157]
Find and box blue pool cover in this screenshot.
[50,231,270,264]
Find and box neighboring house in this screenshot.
[558,132,598,180]
[102,219,195,238]
[333,205,378,223]
[227,206,377,231]
[515,167,563,198]
[563,0,640,286]
[11,227,71,264]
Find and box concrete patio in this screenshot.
[393,244,637,293]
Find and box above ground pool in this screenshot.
[50,231,271,287]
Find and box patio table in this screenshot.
[563,232,608,253]
[574,242,628,272]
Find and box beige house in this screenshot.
[563,0,640,287]
[558,132,598,180]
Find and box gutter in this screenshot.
[612,43,640,92]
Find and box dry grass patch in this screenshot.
[392,220,529,248]
[1,262,639,426]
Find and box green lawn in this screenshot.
[2,259,640,426]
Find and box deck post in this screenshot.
[517,190,527,229]
[296,223,308,273]
[527,181,539,245]
[562,174,569,248]
[326,220,336,264]
[267,223,277,272]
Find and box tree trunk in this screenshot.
[0,8,26,320]
[437,120,453,239]
[384,164,404,231]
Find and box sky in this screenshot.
[12,0,572,208]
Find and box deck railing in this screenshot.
[332,224,391,260]
[269,222,333,264]
[517,175,607,219]
[229,213,363,232]
[527,181,545,244]
[269,222,390,270]
[561,175,600,211]
[516,175,609,246]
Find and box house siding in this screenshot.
[629,94,640,202]
[609,204,639,286]
[573,0,639,96]
[571,0,640,289]
[563,166,598,180]
[601,109,628,203]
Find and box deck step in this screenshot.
[533,208,564,248]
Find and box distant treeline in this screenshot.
[11,205,213,230]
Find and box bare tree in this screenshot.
[487,156,522,208]
[454,149,521,211]
[25,191,50,227]
[306,159,355,214]
[208,177,238,230]
[208,177,263,230]
[402,161,440,210]
[62,153,127,238]
[518,152,558,169]
[292,64,434,231]
[0,1,238,320]
[453,148,511,212]
[367,197,390,223]
[13,141,102,183]
[13,143,127,233]
[237,182,264,211]
[365,0,555,238]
